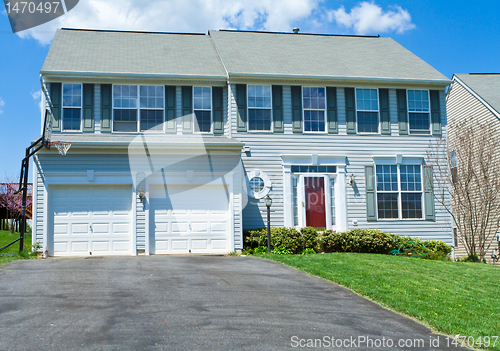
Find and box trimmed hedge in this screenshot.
[244,227,452,259]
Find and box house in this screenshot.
[446,74,500,261]
[33,28,453,257]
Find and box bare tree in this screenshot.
[427,121,500,261]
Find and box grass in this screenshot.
[0,229,35,266]
[258,253,500,351]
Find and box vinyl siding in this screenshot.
[447,80,500,259]
[230,83,453,245]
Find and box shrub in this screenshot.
[319,229,395,254]
[254,246,268,254]
[301,248,316,255]
[244,227,319,254]
[272,246,293,255]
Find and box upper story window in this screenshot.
[303,87,326,132]
[376,164,423,220]
[248,85,272,131]
[113,85,164,132]
[140,86,164,132]
[356,88,379,133]
[407,90,430,134]
[193,87,212,133]
[62,84,82,131]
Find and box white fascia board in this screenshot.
[40,72,228,82]
[452,75,500,120]
[228,72,451,88]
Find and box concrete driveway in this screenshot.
[0,256,468,350]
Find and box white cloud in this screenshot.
[329,2,415,35]
[31,90,43,115]
[17,0,321,44]
[0,97,4,114]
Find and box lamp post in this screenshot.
[265,195,272,252]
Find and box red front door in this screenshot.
[304,177,326,228]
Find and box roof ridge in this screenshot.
[216,29,380,38]
[60,28,206,36]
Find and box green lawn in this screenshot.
[258,253,500,351]
[0,230,34,265]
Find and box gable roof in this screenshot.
[209,30,449,85]
[453,74,500,116]
[41,29,227,79]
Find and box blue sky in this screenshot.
[0,0,499,179]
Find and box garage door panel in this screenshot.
[50,186,132,256]
[151,184,230,254]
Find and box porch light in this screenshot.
[138,186,145,201]
[265,195,272,252]
[349,174,355,186]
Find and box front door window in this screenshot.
[304,177,326,228]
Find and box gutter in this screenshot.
[40,71,228,81]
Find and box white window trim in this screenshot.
[111,84,165,133]
[302,86,327,133]
[375,164,425,221]
[355,88,380,134]
[247,84,273,132]
[245,170,271,199]
[62,83,82,132]
[407,89,431,135]
[193,86,213,134]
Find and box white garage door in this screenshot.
[50,186,133,256]
[150,184,230,254]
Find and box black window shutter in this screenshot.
[379,88,390,135]
[50,83,61,132]
[365,165,377,221]
[326,87,338,134]
[430,90,442,137]
[396,89,408,135]
[272,85,283,133]
[423,165,436,220]
[100,84,112,133]
[345,88,356,134]
[165,86,176,134]
[82,84,94,132]
[182,86,192,133]
[212,87,224,134]
[236,84,247,132]
[291,86,302,133]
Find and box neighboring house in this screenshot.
[446,74,500,260]
[33,28,453,257]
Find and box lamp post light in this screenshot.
[265,195,272,252]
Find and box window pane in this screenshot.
[140,110,163,131]
[408,90,429,112]
[409,113,430,133]
[248,85,271,108]
[357,111,378,133]
[303,87,325,111]
[248,109,271,131]
[293,177,298,226]
[62,84,81,107]
[330,178,336,225]
[402,193,422,219]
[249,177,265,193]
[304,110,325,132]
[140,86,164,109]
[356,88,378,111]
[193,87,211,110]
[114,85,137,109]
[194,110,211,132]
[113,110,137,132]
[63,108,81,131]
[377,193,399,219]
[400,165,422,191]
[376,165,398,191]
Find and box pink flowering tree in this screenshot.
[0,180,33,233]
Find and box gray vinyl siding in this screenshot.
[447,80,500,258]
[231,82,453,245]
[34,158,45,246]
[136,193,146,252]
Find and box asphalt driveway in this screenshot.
[0,256,469,351]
